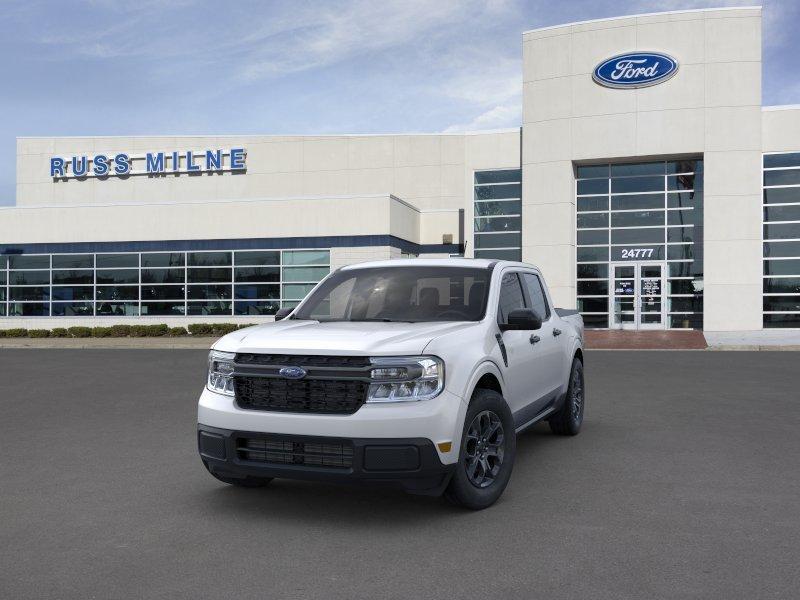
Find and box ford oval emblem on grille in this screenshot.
[279,366,307,379]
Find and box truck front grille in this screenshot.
[236,435,354,469]
[234,376,368,414]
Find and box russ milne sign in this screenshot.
[593,52,678,89]
[50,148,246,179]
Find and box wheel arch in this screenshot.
[465,361,507,403]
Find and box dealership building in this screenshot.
[2,6,799,333]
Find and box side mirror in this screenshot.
[500,308,543,331]
[274,307,293,321]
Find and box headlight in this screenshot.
[367,356,444,403]
[207,350,236,396]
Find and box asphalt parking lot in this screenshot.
[1,350,798,599]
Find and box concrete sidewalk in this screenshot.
[705,329,800,350]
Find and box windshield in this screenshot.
[293,266,491,322]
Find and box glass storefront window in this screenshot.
[474,169,521,261]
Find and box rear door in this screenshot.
[520,272,564,403]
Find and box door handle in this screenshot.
[529,334,540,345]
[553,328,562,337]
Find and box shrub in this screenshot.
[68,326,92,338]
[0,329,5,338]
[28,329,51,338]
[50,328,69,338]
[212,323,238,336]
[129,325,148,338]
[188,323,214,336]
[109,324,132,337]
[146,324,169,337]
[4,328,28,338]
[91,327,113,338]
[237,323,258,330]
[167,326,188,337]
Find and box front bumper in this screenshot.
[198,425,456,495]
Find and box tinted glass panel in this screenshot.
[577,212,608,229]
[611,176,663,194]
[581,314,609,328]
[764,259,800,276]
[282,266,329,282]
[576,179,607,195]
[187,285,232,300]
[474,249,522,261]
[141,253,185,267]
[187,252,231,266]
[577,264,608,279]
[234,284,280,299]
[667,245,694,260]
[234,267,280,282]
[667,174,699,191]
[669,297,703,312]
[764,169,800,187]
[96,302,138,316]
[187,268,231,283]
[140,302,185,316]
[611,194,664,210]
[611,228,665,244]
[610,162,664,176]
[763,188,800,204]
[96,286,139,301]
[474,170,521,184]
[577,281,608,295]
[668,227,695,244]
[234,251,279,266]
[763,296,800,312]
[764,205,800,223]
[667,160,702,174]
[235,301,281,316]
[8,303,49,316]
[283,250,329,266]
[52,270,93,284]
[669,314,703,329]
[96,254,138,268]
[52,302,93,316]
[187,302,232,315]
[474,184,521,200]
[474,217,521,232]
[764,314,800,327]
[10,287,49,301]
[764,153,800,168]
[668,262,695,277]
[141,285,185,300]
[474,200,521,216]
[52,286,93,301]
[668,279,702,295]
[52,254,93,269]
[764,223,800,240]
[0,272,5,285]
[667,191,702,209]
[283,283,316,300]
[577,230,608,245]
[9,271,50,285]
[611,210,665,228]
[576,165,608,179]
[577,247,608,262]
[577,197,608,212]
[577,298,608,312]
[667,209,700,225]
[763,278,800,294]
[497,273,526,323]
[474,233,521,249]
[9,255,49,269]
[95,269,138,284]
[764,241,800,258]
[141,268,185,284]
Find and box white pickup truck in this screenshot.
[198,258,584,509]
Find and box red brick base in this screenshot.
[585,330,707,350]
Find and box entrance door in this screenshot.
[610,262,666,330]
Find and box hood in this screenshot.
[214,319,477,356]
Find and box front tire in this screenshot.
[444,389,516,510]
[549,357,585,436]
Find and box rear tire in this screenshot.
[204,463,273,488]
[549,357,584,436]
[444,389,516,510]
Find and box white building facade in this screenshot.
[2,6,799,332]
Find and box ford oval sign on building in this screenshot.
[593,52,679,89]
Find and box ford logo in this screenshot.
[279,366,307,379]
[593,52,678,89]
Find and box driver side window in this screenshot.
[497,272,526,324]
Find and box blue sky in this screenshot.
[1,0,798,206]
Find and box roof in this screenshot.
[339,258,541,271]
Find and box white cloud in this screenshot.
[443,103,521,132]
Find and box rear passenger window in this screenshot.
[497,272,526,324]
[522,273,551,319]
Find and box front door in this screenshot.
[610,262,666,330]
